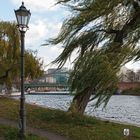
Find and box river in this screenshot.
[23,95,140,126]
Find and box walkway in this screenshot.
[0,118,72,140]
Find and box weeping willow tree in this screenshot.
[0,21,20,93]
[47,0,140,114]
[0,21,44,94]
[24,50,44,80]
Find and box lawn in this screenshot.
[0,96,140,140]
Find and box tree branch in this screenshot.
[97,29,118,34]
[0,68,12,79]
[0,63,19,80]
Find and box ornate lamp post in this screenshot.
[15,2,31,138]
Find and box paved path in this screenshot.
[0,118,72,140]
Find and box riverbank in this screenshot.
[0,96,140,140]
[24,94,140,126]
[121,88,140,96]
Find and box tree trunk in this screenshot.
[68,89,92,114]
[6,86,12,95]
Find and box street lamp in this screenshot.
[15,2,31,138]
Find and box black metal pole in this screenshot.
[19,30,26,138]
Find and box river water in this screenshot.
[24,95,140,126]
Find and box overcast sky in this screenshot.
[0,0,140,71]
[0,0,70,70]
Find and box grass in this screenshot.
[0,96,140,140]
[0,124,48,140]
[121,88,140,96]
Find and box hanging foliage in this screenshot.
[46,0,140,114]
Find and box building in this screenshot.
[119,66,139,82]
[37,68,69,84]
[118,66,140,90]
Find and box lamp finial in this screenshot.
[22,1,24,6]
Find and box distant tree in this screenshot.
[126,70,136,82]
[24,50,44,80]
[47,0,140,114]
[0,21,44,93]
[119,73,125,82]
[0,21,20,93]
[136,69,140,81]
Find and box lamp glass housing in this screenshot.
[15,2,31,31]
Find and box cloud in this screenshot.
[11,0,59,12]
[38,45,77,70]
[26,20,48,46]
[125,61,140,71]
[25,19,62,47]
[24,19,63,69]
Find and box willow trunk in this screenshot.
[68,90,92,114]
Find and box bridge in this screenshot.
[24,68,69,92]
[24,82,69,91]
